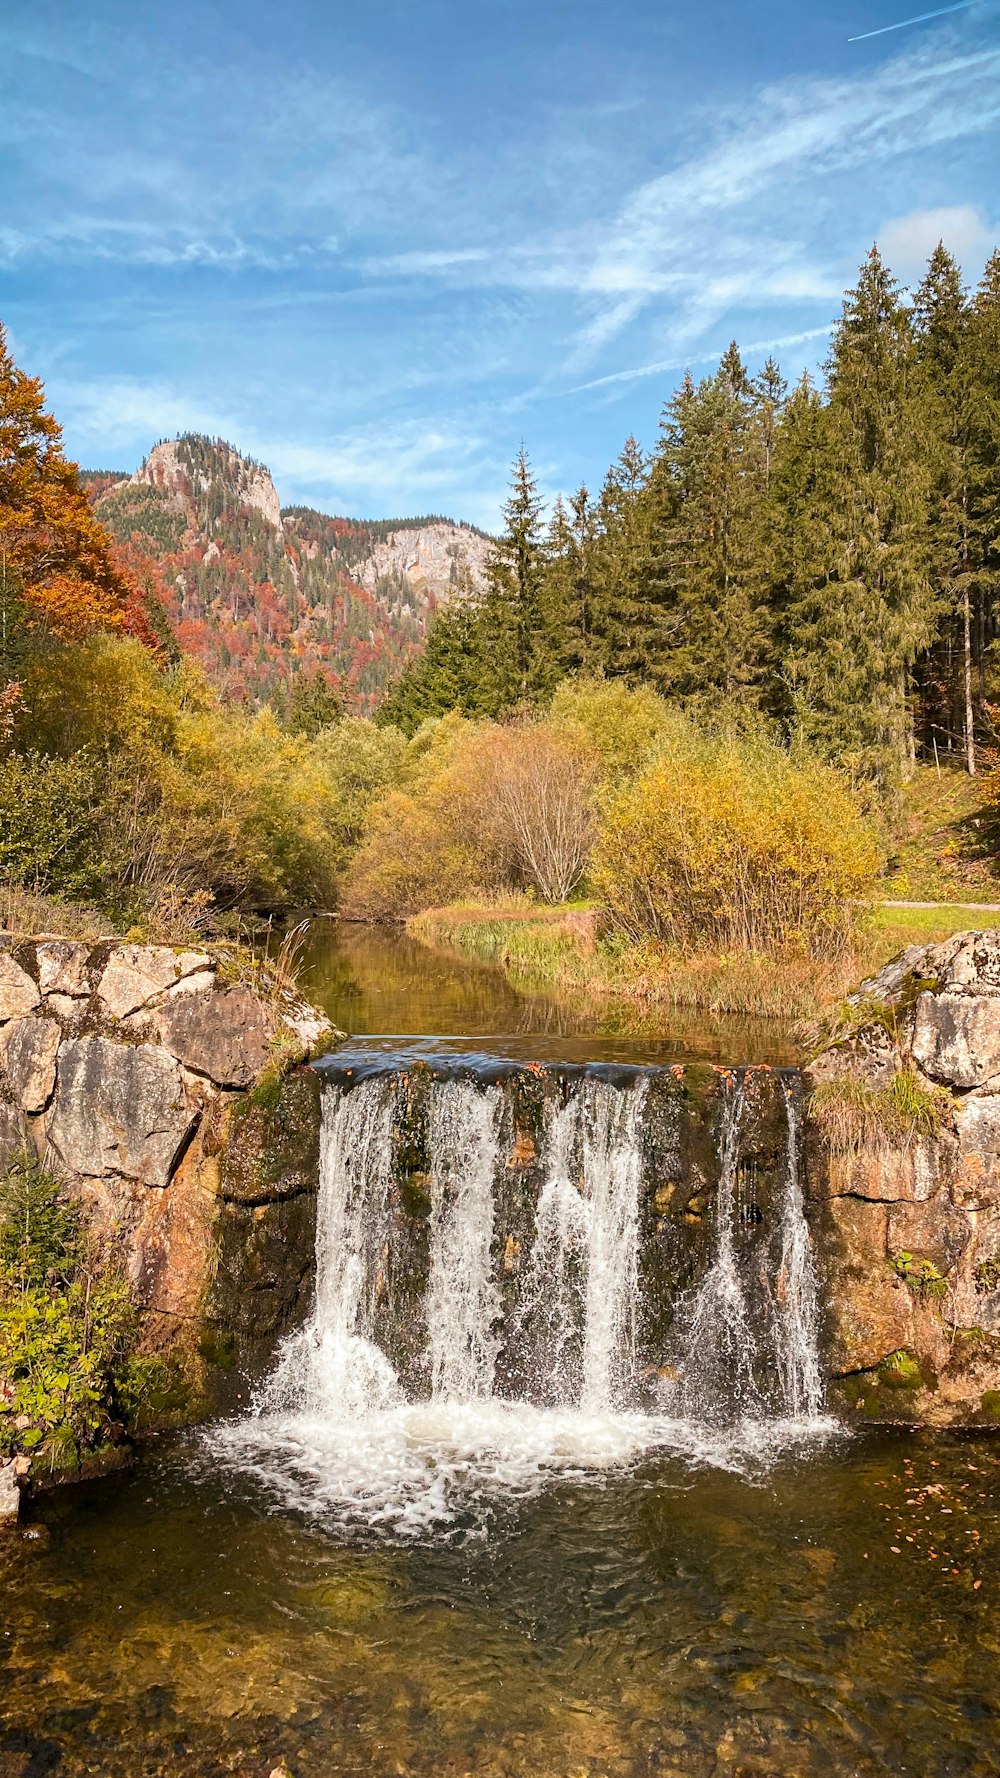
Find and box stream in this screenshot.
[1,921,998,1778]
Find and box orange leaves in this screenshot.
[0,325,142,642]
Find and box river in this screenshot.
[1,921,997,1778]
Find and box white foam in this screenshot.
[208,1399,840,1538]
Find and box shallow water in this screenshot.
[295,919,800,1066]
[3,1430,999,1777]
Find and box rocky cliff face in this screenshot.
[805,930,1000,1426]
[0,939,338,1386]
[355,522,490,603]
[134,439,283,533]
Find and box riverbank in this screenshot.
[406,898,1000,1022]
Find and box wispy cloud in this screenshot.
[565,326,836,395]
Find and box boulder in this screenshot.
[0,1015,61,1113]
[44,1035,196,1188]
[96,945,213,1020]
[152,986,281,1088]
[0,954,40,1021]
[36,940,91,997]
[911,989,1000,1090]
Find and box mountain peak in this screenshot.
[132,435,283,534]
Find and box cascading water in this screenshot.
[210,1062,831,1534]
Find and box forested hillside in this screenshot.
[88,438,490,713]
[383,245,1000,798]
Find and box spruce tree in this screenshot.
[966,250,1000,715]
[593,436,652,678]
[641,349,771,700]
[481,447,546,705]
[912,243,975,770]
[784,248,933,791]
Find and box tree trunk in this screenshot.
[963,583,976,776]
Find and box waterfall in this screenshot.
[675,1076,762,1424]
[262,1076,401,1420]
[213,1062,828,1532]
[425,1080,503,1401]
[578,1078,648,1411]
[774,1081,823,1418]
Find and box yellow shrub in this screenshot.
[593,731,881,954]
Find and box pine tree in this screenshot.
[640,349,772,700]
[481,447,547,704]
[966,251,1000,721]
[784,248,933,791]
[912,243,975,770]
[593,436,651,678]
[539,486,600,681]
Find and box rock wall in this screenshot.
[806,930,1000,1426]
[0,938,339,1392]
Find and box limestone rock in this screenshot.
[911,989,1000,1090]
[36,940,91,997]
[0,1459,19,1522]
[152,986,280,1087]
[45,1035,195,1187]
[97,945,213,1019]
[953,1094,1000,1209]
[825,1196,914,1372]
[0,954,40,1021]
[0,1015,60,1112]
[0,1096,30,1163]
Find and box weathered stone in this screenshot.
[0,1015,61,1113]
[953,1094,1000,1208]
[940,932,1000,992]
[823,1196,915,1373]
[911,989,1000,1089]
[161,969,217,999]
[0,1459,19,1522]
[45,992,83,1023]
[97,945,213,1020]
[0,954,40,1021]
[0,1095,30,1162]
[152,986,280,1087]
[44,1035,196,1187]
[36,940,91,997]
[886,1196,971,1274]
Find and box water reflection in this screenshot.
[296,918,800,1066]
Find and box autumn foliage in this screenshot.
[0,325,141,640]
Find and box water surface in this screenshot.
[2,1432,998,1776]
[295,919,799,1066]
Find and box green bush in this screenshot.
[0,1150,159,1471]
[0,750,98,895]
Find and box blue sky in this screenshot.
[2,0,998,528]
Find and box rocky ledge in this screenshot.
[0,939,340,1462]
[806,929,1000,1426]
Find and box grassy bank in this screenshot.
[407,898,1000,1024]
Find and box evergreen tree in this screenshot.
[540,486,601,681]
[784,248,933,790]
[966,251,1000,720]
[593,436,652,678]
[912,243,975,770]
[481,447,546,704]
[286,667,344,738]
[641,349,772,700]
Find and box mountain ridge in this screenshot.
[86,434,492,713]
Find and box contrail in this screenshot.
[849,2,978,40]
